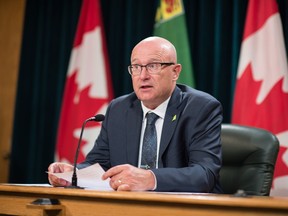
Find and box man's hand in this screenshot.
[47,162,74,187]
[102,164,156,191]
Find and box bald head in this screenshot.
[131,36,177,64]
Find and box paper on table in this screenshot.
[48,163,112,191]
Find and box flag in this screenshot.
[55,0,113,164]
[232,0,288,189]
[154,0,195,87]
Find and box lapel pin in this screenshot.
[172,115,177,122]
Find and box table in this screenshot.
[0,184,288,216]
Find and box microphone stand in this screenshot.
[66,114,105,189]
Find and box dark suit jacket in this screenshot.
[78,84,223,193]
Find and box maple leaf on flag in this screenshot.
[233,63,288,188]
[55,0,113,164]
[56,72,108,163]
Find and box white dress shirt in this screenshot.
[137,97,170,169]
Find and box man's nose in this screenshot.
[139,66,150,78]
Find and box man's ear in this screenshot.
[172,64,182,80]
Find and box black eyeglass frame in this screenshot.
[128,62,175,75]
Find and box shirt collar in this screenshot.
[141,97,171,120]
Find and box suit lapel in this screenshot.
[158,87,183,167]
[125,99,143,166]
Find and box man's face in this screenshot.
[130,41,180,109]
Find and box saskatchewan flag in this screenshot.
[154,0,195,87]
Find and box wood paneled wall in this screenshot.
[0,0,25,182]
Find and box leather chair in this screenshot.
[220,124,279,196]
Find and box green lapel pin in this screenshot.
[172,115,177,122]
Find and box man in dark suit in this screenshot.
[48,36,223,193]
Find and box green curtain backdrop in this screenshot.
[9,0,288,183]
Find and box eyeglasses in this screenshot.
[128,62,175,76]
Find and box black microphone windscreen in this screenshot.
[93,114,105,122]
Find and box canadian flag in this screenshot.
[232,0,288,189]
[55,0,113,164]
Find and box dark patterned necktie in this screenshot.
[141,112,159,169]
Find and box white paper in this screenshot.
[48,163,112,191]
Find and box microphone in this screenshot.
[67,114,105,189]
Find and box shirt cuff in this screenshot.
[149,170,157,190]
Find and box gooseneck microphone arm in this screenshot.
[68,114,105,188]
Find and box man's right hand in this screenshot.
[48,162,74,187]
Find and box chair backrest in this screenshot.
[220,124,279,196]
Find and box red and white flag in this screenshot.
[55,0,113,164]
[232,0,288,189]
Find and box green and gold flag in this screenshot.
[154,0,195,87]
